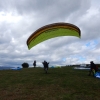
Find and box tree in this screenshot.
[22,62,29,68]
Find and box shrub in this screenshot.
[22,62,29,68]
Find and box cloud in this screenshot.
[0,0,100,67]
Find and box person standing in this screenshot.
[88,61,96,76]
[33,60,36,68]
[42,60,49,74]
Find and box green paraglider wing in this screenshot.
[27,22,81,50]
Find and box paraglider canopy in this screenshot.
[27,22,81,50]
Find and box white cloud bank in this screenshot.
[0,0,100,67]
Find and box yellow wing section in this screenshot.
[27,22,81,50]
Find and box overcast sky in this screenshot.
[0,0,100,67]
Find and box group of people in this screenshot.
[88,61,98,76]
[33,60,49,73]
[33,60,98,75]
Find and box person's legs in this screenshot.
[44,67,48,74]
[45,68,47,74]
[92,69,95,76]
[88,69,94,76]
[88,69,92,76]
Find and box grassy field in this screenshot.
[0,67,100,100]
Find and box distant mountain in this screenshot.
[0,66,14,70]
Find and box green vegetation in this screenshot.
[0,67,100,100]
[22,62,29,68]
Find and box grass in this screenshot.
[0,67,100,100]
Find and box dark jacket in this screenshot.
[42,61,49,69]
